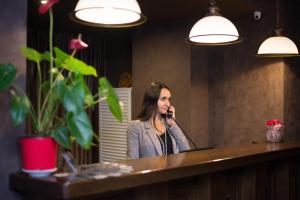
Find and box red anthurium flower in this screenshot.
[69,38,88,50]
[38,0,59,15]
[265,119,285,126]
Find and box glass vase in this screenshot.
[266,126,283,143]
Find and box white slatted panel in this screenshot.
[99,88,131,162]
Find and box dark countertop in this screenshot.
[10,141,300,199]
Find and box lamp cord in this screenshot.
[276,0,280,28]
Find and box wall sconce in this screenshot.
[257,0,298,57]
[188,0,241,45]
[69,0,146,28]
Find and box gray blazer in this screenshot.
[127,120,191,159]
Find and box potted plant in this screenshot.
[0,0,122,177]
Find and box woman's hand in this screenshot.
[166,106,176,126]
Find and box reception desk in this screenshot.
[10,141,300,200]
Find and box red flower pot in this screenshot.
[20,136,58,175]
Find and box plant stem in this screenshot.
[49,9,54,87]
[40,68,64,120]
[71,49,77,57]
[84,97,106,109]
[36,62,42,127]
[93,93,100,99]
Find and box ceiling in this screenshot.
[28,0,255,33]
[140,0,254,21]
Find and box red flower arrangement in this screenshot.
[265,119,285,126]
[265,119,285,143]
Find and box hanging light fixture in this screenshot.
[188,0,241,45]
[69,0,146,28]
[257,0,298,57]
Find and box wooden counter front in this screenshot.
[10,141,300,200]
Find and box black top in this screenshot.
[157,129,174,155]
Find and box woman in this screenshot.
[127,82,190,159]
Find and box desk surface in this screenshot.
[10,141,300,199]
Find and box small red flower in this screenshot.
[69,38,88,50]
[38,0,59,15]
[265,119,285,126]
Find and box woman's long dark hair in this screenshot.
[137,82,171,121]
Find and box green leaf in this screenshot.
[21,47,42,63]
[54,47,97,77]
[10,91,30,126]
[50,73,64,96]
[41,51,51,62]
[83,78,94,107]
[66,57,97,77]
[67,110,94,149]
[84,94,94,107]
[99,77,123,122]
[41,87,60,130]
[59,76,85,112]
[54,47,68,68]
[55,79,66,97]
[0,63,17,92]
[51,127,71,149]
[41,80,51,95]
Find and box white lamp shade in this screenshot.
[188,16,241,45]
[70,0,146,27]
[257,36,299,56]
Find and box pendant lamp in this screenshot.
[188,0,241,45]
[257,0,298,57]
[69,0,146,28]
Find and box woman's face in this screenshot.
[157,88,171,114]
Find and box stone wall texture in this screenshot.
[132,0,300,148]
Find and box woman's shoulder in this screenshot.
[128,120,143,128]
[127,120,146,135]
[129,119,142,124]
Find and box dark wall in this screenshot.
[132,22,191,134]
[105,33,132,87]
[0,0,26,199]
[205,0,285,147]
[132,0,300,148]
[190,46,210,147]
[283,0,300,141]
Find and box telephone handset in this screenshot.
[166,110,173,119]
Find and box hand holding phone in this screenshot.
[166,106,176,126]
[167,110,173,118]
